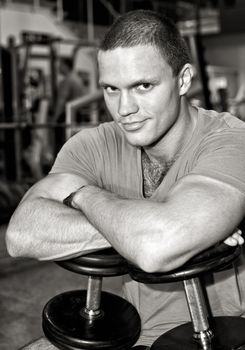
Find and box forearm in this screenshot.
[70,185,168,270]
[70,181,245,273]
[6,196,110,261]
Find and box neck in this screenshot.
[143,100,198,164]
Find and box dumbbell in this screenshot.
[43,248,141,350]
[128,243,245,350]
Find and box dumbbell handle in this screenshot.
[81,276,103,319]
[183,278,214,347]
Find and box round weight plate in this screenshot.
[56,248,129,277]
[57,260,128,277]
[75,248,126,266]
[43,290,141,350]
[151,316,245,350]
[128,246,240,283]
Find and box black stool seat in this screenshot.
[43,248,141,350]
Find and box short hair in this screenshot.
[100,10,191,76]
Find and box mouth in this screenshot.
[120,120,146,132]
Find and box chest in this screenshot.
[141,151,175,198]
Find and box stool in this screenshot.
[128,243,245,350]
[43,248,141,350]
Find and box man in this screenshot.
[53,57,84,153]
[6,10,245,348]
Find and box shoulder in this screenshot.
[193,108,245,152]
[189,108,245,194]
[193,107,245,149]
[70,121,122,142]
[50,123,120,178]
[198,107,245,132]
[61,121,125,155]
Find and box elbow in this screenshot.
[136,251,187,274]
[5,224,35,259]
[133,241,168,273]
[135,240,190,274]
[6,228,24,258]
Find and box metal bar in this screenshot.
[9,36,22,181]
[66,90,103,110]
[2,45,17,181]
[33,0,40,12]
[183,278,214,346]
[56,0,64,22]
[53,39,96,46]
[50,42,57,110]
[87,0,94,42]
[81,276,103,320]
[86,276,102,311]
[65,89,103,139]
[100,0,120,18]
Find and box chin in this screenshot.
[125,135,151,148]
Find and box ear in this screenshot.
[178,64,194,96]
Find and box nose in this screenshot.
[118,91,139,117]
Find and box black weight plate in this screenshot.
[56,248,129,277]
[43,290,141,349]
[57,260,128,277]
[128,246,240,283]
[151,316,245,350]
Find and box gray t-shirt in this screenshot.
[51,107,245,346]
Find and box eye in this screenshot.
[137,83,153,92]
[104,86,119,94]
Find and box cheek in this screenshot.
[139,87,171,114]
[139,98,165,121]
[104,96,118,118]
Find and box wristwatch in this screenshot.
[63,185,86,209]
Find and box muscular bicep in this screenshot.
[23,172,90,203]
[162,174,245,262]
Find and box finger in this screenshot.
[232,232,244,245]
[224,237,237,246]
[233,228,242,235]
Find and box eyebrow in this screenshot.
[99,81,110,88]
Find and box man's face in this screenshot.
[98,45,182,148]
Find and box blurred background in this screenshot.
[1,1,245,349]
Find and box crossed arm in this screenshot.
[6,172,245,272]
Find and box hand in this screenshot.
[224,228,244,246]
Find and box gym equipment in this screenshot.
[43,248,141,350]
[128,243,245,350]
[0,181,29,222]
[1,42,19,181]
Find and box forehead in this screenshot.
[98,45,171,85]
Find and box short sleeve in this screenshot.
[50,128,104,185]
[191,128,245,194]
